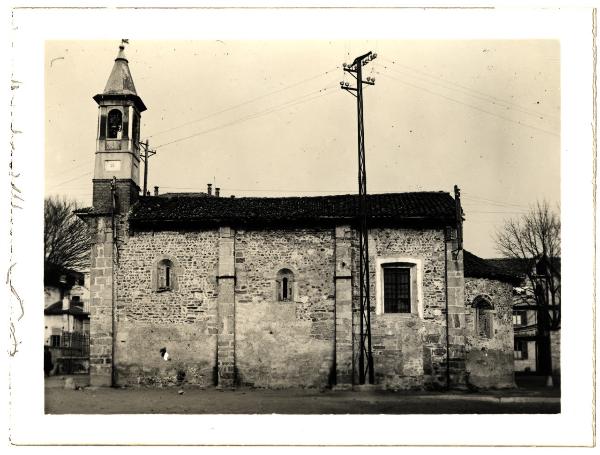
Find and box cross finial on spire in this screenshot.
[116,40,129,61]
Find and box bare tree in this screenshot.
[44,196,91,271]
[495,200,560,384]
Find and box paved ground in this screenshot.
[45,376,560,415]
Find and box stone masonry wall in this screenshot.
[104,222,477,390]
[464,277,515,389]
[114,229,219,387]
[233,228,336,388]
[358,228,450,390]
[88,216,115,386]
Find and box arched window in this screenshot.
[132,112,140,145]
[276,268,294,302]
[107,109,123,139]
[155,258,176,291]
[472,296,493,339]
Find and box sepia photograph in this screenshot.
[42,38,561,415]
[7,5,595,448]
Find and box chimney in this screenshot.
[154,186,159,196]
[215,187,220,197]
[207,183,212,196]
[62,295,70,311]
[146,190,150,196]
[230,195,235,199]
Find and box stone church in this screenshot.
[77,44,518,390]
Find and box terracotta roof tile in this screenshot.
[464,251,522,285]
[128,192,458,227]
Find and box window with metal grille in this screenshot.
[383,266,411,313]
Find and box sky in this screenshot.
[45,39,560,258]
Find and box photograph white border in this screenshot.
[5,3,595,447]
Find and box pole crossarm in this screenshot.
[340,51,377,385]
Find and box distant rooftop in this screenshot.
[464,251,522,285]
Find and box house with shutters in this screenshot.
[75,43,518,390]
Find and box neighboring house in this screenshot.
[44,262,90,374]
[488,256,561,379]
[463,251,522,389]
[75,43,517,390]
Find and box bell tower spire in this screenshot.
[92,41,147,213]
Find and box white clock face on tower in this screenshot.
[104,160,122,171]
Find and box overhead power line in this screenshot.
[379,56,559,121]
[48,170,92,190]
[148,66,339,139]
[462,193,531,209]
[46,161,90,180]
[154,83,338,149]
[375,70,559,138]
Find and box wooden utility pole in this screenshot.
[341,51,377,385]
[140,140,156,196]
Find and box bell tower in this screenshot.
[92,42,146,213]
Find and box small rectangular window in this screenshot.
[514,340,528,360]
[50,335,61,348]
[512,311,527,326]
[383,267,411,313]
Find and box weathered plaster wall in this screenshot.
[362,228,450,389]
[114,229,219,387]
[464,277,515,389]
[233,228,335,388]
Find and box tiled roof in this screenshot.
[129,192,458,227]
[486,258,531,276]
[464,251,522,285]
[488,256,561,278]
[44,301,89,317]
